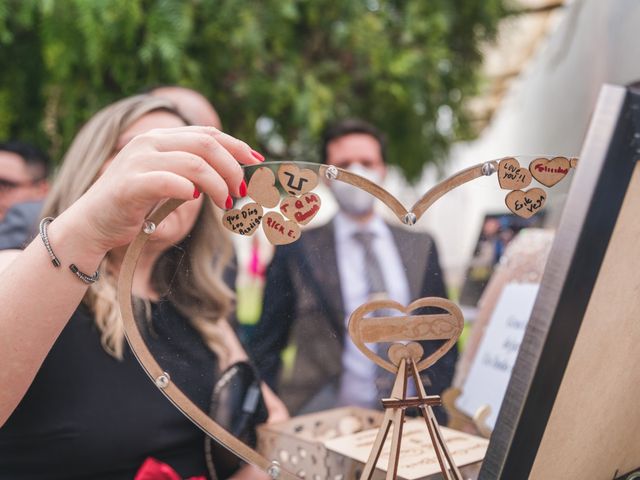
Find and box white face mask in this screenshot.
[329,163,383,217]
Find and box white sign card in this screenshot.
[456,282,539,428]
[323,421,488,480]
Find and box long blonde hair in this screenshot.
[42,95,235,363]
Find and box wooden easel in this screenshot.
[347,297,465,480]
[359,343,463,480]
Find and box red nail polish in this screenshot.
[225,195,233,209]
[239,179,247,197]
[193,186,200,199]
[250,149,265,162]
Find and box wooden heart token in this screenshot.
[247,167,280,208]
[505,188,546,218]
[348,297,464,373]
[530,156,570,187]
[222,203,263,236]
[279,193,321,225]
[498,157,532,190]
[570,157,578,169]
[277,164,318,196]
[262,211,301,245]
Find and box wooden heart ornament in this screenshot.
[277,164,318,196]
[262,211,301,245]
[530,156,570,187]
[279,193,321,225]
[348,297,464,374]
[498,157,532,190]
[247,167,280,208]
[505,188,546,219]
[221,203,263,236]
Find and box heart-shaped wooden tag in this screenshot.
[277,164,318,196]
[247,167,280,208]
[530,156,570,187]
[505,188,546,218]
[498,157,532,190]
[348,297,464,374]
[222,203,263,236]
[262,211,301,245]
[570,157,579,169]
[279,193,321,225]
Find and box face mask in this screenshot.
[329,164,383,217]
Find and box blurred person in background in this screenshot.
[0,94,284,479]
[250,119,457,424]
[0,141,50,250]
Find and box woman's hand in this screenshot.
[60,126,262,258]
[261,383,290,424]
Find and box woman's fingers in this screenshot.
[141,152,231,208]
[131,171,200,204]
[146,132,245,197]
[147,125,263,166]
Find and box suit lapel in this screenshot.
[300,221,346,336]
[390,225,430,300]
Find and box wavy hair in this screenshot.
[42,95,235,362]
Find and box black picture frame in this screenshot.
[479,84,640,479]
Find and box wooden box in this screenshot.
[257,407,384,479]
[258,407,487,479]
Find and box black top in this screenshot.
[0,301,218,480]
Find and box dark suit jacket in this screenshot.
[0,200,43,250]
[250,219,458,422]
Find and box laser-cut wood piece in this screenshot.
[278,164,318,196]
[529,156,571,187]
[349,297,464,374]
[348,297,464,480]
[117,198,299,480]
[498,157,532,190]
[222,202,263,236]
[505,188,547,219]
[247,167,280,208]
[262,211,301,245]
[280,193,321,225]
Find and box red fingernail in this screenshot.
[225,195,233,209]
[193,186,200,199]
[250,149,265,162]
[239,179,247,197]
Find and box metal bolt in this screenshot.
[325,165,338,180]
[481,162,497,176]
[155,372,170,389]
[267,461,281,479]
[143,221,156,234]
[402,212,417,226]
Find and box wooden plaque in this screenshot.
[479,84,640,479]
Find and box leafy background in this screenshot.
[0,0,506,179]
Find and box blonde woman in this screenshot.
[0,95,285,479]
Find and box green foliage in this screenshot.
[0,0,505,179]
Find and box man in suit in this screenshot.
[251,119,457,423]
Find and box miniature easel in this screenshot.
[359,343,463,480]
[347,297,465,480]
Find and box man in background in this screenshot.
[250,119,457,424]
[0,141,50,249]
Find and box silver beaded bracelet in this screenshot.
[39,217,100,284]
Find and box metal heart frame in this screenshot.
[117,157,569,479]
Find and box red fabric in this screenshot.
[134,457,207,480]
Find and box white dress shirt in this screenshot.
[333,212,411,408]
